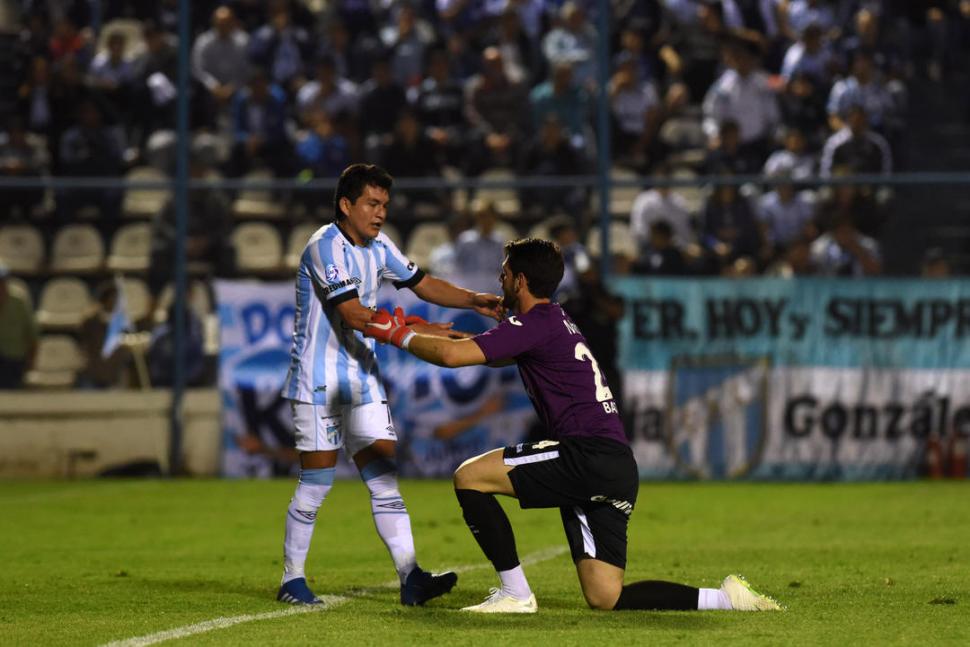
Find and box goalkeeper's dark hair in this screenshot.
[334,164,393,221]
[504,238,564,299]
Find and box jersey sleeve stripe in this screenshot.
[393,268,425,290]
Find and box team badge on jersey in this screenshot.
[325,263,340,283]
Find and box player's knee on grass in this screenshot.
[576,559,624,610]
[581,579,622,610]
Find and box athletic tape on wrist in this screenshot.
[400,331,416,350]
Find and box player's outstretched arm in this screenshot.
[410,274,504,320]
[365,308,487,367]
[334,297,376,332]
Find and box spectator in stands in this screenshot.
[763,126,816,181]
[765,237,814,277]
[192,6,250,115]
[463,46,529,174]
[56,98,125,224]
[630,161,695,247]
[87,29,135,118]
[660,0,730,105]
[380,2,435,88]
[529,62,590,144]
[819,104,892,177]
[921,247,951,278]
[632,220,690,276]
[409,46,467,166]
[542,2,597,88]
[0,118,48,219]
[701,181,765,268]
[379,109,445,210]
[132,21,178,141]
[452,199,507,289]
[227,69,293,178]
[247,3,312,92]
[318,18,380,85]
[0,264,38,389]
[826,50,894,134]
[296,56,359,125]
[358,55,408,147]
[703,119,762,176]
[756,164,817,252]
[49,17,91,65]
[148,303,206,387]
[547,214,591,300]
[703,35,780,168]
[295,110,350,180]
[810,212,882,276]
[780,23,835,85]
[482,6,536,85]
[780,0,837,41]
[150,141,236,294]
[609,51,664,170]
[839,7,901,79]
[778,70,829,147]
[17,57,54,135]
[518,115,586,215]
[77,281,134,389]
[428,212,472,277]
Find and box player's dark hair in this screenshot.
[334,163,393,221]
[504,238,564,299]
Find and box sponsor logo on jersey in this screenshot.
[508,316,523,326]
[321,276,362,295]
[325,263,340,282]
[385,424,397,437]
[407,261,415,271]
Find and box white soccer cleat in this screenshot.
[720,574,782,611]
[460,588,538,614]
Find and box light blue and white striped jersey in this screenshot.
[282,223,424,406]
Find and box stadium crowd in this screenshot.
[1,0,969,388]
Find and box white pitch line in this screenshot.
[99,545,568,647]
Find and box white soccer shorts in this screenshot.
[290,401,397,456]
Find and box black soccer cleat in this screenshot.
[400,567,458,606]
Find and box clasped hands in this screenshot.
[364,307,472,348]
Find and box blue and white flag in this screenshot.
[101,275,131,358]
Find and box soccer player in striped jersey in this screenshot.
[365,238,782,614]
[277,164,503,606]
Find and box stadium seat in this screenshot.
[380,222,403,249]
[233,169,286,220]
[476,168,521,217]
[23,335,84,388]
[49,224,105,274]
[591,166,643,217]
[586,222,638,260]
[121,276,152,324]
[106,223,152,272]
[284,222,321,270]
[7,276,32,309]
[0,224,45,275]
[232,222,283,272]
[96,19,146,59]
[405,222,450,269]
[492,221,519,244]
[153,280,213,324]
[35,277,91,330]
[122,166,170,219]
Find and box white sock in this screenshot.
[361,459,417,583]
[698,587,732,610]
[281,468,334,585]
[498,565,532,599]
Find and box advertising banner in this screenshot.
[615,278,970,480]
[215,279,534,478]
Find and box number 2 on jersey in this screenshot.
[574,342,614,402]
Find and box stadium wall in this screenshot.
[0,390,220,478]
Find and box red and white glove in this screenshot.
[364,307,416,349]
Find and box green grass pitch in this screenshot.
[1,480,968,646]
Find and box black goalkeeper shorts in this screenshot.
[504,436,639,569]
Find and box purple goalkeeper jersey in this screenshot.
[472,302,628,446]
